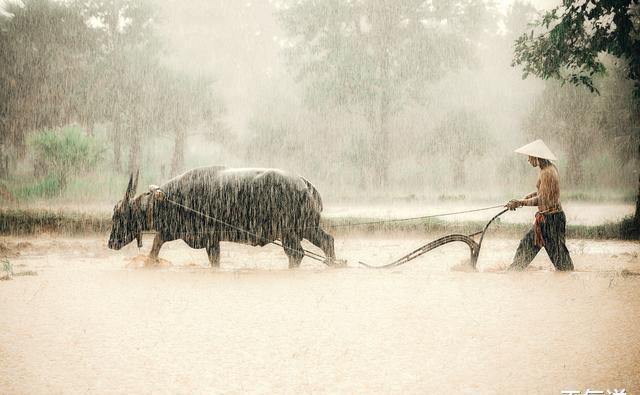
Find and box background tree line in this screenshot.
[0,0,638,231]
[513,0,640,230]
[251,0,637,203]
[0,0,225,183]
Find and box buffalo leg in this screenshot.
[304,227,336,264]
[149,233,164,261]
[282,234,304,269]
[206,242,221,268]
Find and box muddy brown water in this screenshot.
[1,234,639,393]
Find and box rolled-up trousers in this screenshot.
[509,211,574,271]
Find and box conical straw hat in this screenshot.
[514,139,557,161]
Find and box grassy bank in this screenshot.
[0,209,637,240]
[0,209,112,235]
[328,215,638,240]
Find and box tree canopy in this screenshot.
[513,0,640,97]
[0,0,95,156]
[512,0,640,229]
[0,0,226,176]
[277,0,492,187]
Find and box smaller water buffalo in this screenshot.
[107,166,337,268]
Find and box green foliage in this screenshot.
[0,209,112,235]
[1,258,12,278]
[27,125,104,191]
[518,60,639,187]
[0,0,227,177]
[521,73,638,188]
[512,0,640,223]
[0,0,96,155]
[72,0,226,175]
[513,0,640,97]
[620,215,639,238]
[16,174,61,199]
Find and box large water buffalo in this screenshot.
[107,166,336,268]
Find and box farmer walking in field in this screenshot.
[506,139,574,271]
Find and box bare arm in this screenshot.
[520,196,538,206]
[507,192,538,210]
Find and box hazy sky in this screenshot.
[158,0,562,137]
[496,0,559,13]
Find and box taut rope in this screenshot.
[158,192,507,268]
[163,198,328,263]
[323,204,505,228]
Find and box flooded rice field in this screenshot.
[1,234,639,393]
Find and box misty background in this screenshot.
[0,0,637,207]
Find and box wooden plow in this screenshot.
[359,209,508,270]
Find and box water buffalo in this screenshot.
[107,166,336,268]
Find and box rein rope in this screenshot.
[319,204,505,229]
[153,192,506,266]
[163,197,327,263]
